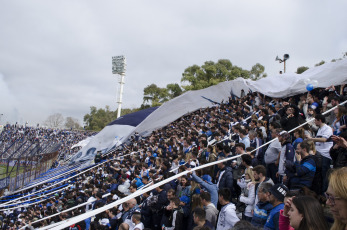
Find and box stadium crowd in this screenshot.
[0,85,346,230]
[0,125,97,162]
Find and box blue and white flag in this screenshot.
[69,107,158,166]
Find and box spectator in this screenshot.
[152,185,169,230]
[252,165,274,207]
[239,129,250,149]
[330,132,347,169]
[192,207,214,230]
[200,192,218,228]
[216,159,233,192]
[251,182,273,228]
[292,128,304,150]
[249,130,264,165]
[264,130,281,184]
[264,184,288,230]
[132,212,144,230]
[276,130,295,185]
[191,172,218,207]
[326,167,347,230]
[308,114,333,191]
[216,188,239,230]
[279,196,329,230]
[238,170,255,222]
[287,141,316,190]
[280,102,300,132]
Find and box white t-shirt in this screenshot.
[315,124,333,159]
[133,222,144,230]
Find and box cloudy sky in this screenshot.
[1,0,346,126]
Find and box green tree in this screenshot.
[166,83,183,99]
[181,64,204,91]
[296,66,309,74]
[315,60,325,66]
[250,63,267,80]
[181,59,252,91]
[83,106,117,131]
[143,84,169,107]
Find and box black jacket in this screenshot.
[218,166,234,191]
[330,146,347,168]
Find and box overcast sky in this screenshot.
[1,0,346,126]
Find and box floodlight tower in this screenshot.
[112,56,127,118]
[275,54,290,73]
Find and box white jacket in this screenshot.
[239,182,256,217]
[216,203,239,230]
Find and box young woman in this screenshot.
[326,167,347,230]
[176,175,191,198]
[292,128,304,150]
[238,172,256,222]
[279,195,329,230]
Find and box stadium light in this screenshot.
[275,54,290,73]
[112,56,127,118]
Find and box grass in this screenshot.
[0,165,27,179]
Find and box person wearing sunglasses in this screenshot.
[326,167,347,230]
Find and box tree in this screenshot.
[181,59,252,91]
[65,117,81,130]
[250,63,267,80]
[143,84,169,107]
[166,83,183,99]
[181,64,204,91]
[296,66,309,74]
[44,113,64,128]
[315,60,325,66]
[83,106,117,131]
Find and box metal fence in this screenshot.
[0,143,60,192]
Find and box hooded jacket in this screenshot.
[216,203,239,230]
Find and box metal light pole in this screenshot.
[275,54,290,73]
[112,56,127,118]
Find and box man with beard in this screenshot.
[264,184,288,230]
[252,165,274,209]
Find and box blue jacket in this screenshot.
[264,203,284,230]
[290,155,316,189]
[251,201,273,228]
[191,174,218,207]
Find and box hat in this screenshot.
[180,196,190,204]
[270,184,288,202]
[202,175,212,183]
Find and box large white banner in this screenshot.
[70,58,347,166]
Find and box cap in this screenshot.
[180,196,190,204]
[202,175,212,183]
[270,184,288,202]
